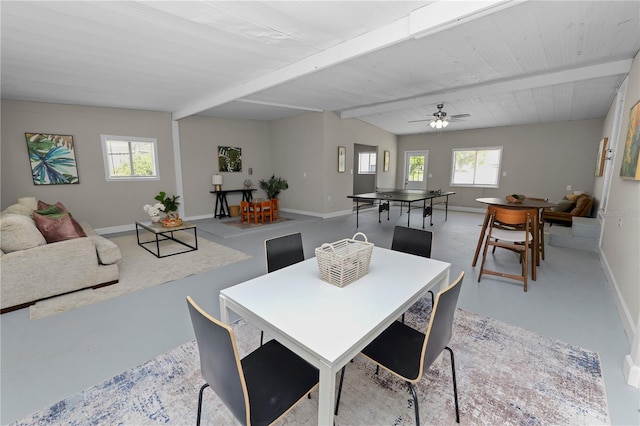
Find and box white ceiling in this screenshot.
[2,1,639,135]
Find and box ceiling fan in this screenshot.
[409,103,470,129]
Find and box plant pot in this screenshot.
[151,215,161,223]
[229,205,241,217]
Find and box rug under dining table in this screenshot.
[12,306,609,425]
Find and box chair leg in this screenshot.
[260,330,264,346]
[445,347,460,423]
[197,383,210,426]
[334,366,346,415]
[407,382,420,426]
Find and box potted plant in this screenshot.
[259,175,288,199]
[154,191,180,216]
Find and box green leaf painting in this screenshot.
[218,146,242,172]
[26,133,79,185]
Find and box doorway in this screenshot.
[353,144,378,194]
[403,150,429,190]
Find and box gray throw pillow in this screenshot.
[553,199,574,212]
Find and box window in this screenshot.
[358,152,377,174]
[450,147,502,188]
[101,135,159,181]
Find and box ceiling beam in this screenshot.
[172,0,519,120]
[340,59,633,119]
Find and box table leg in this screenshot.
[355,200,360,228]
[407,201,411,227]
[445,195,449,221]
[317,362,336,426]
[531,216,538,281]
[430,198,434,226]
[472,207,491,267]
[214,194,220,218]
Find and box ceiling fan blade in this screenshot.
[450,113,471,119]
[408,119,430,123]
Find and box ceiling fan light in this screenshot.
[429,121,436,128]
[435,120,443,129]
[442,120,449,128]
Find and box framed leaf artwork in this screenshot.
[25,133,79,185]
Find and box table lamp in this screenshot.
[212,174,223,191]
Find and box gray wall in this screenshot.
[177,115,272,217]
[599,52,640,336]
[1,100,176,229]
[1,103,397,224]
[398,119,603,209]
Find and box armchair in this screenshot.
[542,194,593,226]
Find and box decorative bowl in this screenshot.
[506,194,525,204]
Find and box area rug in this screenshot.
[222,216,293,229]
[29,233,251,320]
[12,308,609,425]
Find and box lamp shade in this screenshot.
[212,174,223,186]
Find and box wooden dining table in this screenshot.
[472,197,556,281]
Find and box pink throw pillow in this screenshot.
[33,212,86,243]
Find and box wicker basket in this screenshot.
[315,232,374,287]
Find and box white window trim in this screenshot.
[358,151,377,175]
[100,134,160,181]
[450,146,502,188]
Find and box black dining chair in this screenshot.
[260,232,305,345]
[391,225,435,320]
[265,232,304,273]
[336,272,464,425]
[186,296,319,426]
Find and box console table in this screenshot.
[210,188,256,218]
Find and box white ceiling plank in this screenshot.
[340,59,633,119]
[172,0,523,120]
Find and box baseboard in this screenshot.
[599,249,636,345]
[623,354,640,389]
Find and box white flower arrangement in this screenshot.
[143,202,165,217]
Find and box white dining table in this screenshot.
[219,246,451,426]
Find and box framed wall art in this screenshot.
[218,146,242,172]
[338,146,346,173]
[620,100,640,180]
[595,137,608,177]
[383,150,390,172]
[25,132,79,185]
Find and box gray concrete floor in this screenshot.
[1,209,638,425]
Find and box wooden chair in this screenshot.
[239,201,254,223]
[186,296,319,426]
[335,272,464,425]
[526,197,548,260]
[255,200,273,223]
[478,206,536,292]
[271,198,281,220]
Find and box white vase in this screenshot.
[151,215,161,223]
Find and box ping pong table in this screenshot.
[348,189,455,228]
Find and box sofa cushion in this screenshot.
[34,205,65,216]
[37,200,68,212]
[33,212,87,243]
[1,203,34,217]
[17,197,38,210]
[88,234,121,265]
[552,199,574,212]
[0,214,46,253]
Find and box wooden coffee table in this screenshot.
[135,220,198,258]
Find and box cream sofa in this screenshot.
[0,197,121,313]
